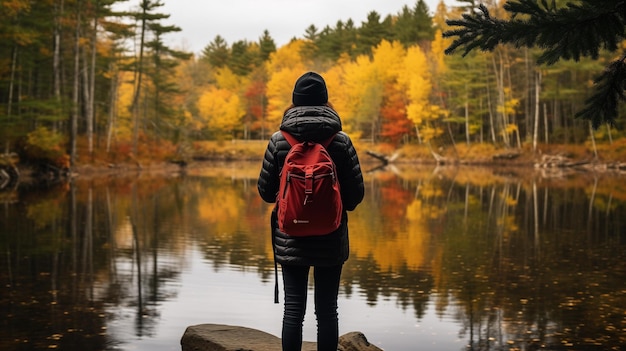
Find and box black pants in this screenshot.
[280,264,342,351]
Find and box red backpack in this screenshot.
[277,131,343,236]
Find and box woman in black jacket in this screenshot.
[257,72,365,351]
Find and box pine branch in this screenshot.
[444,0,625,63]
[575,54,626,128]
[443,0,626,127]
[521,0,625,64]
[443,4,509,56]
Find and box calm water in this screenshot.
[1,162,625,351]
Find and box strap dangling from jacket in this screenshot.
[271,209,279,304]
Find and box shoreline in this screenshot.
[6,151,626,189]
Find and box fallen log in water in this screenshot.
[535,154,591,169]
[365,150,401,165]
[0,154,20,190]
[365,150,387,164]
[493,152,521,160]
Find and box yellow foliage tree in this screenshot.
[196,86,243,138]
[342,54,382,138]
[398,45,442,143]
[430,29,448,75]
[371,40,405,83]
[264,40,308,133]
[322,54,357,135]
[339,40,407,140]
[215,66,248,91]
[430,0,453,76]
[266,39,308,73]
[371,40,412,143]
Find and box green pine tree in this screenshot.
[258,30,276,62]
[393,0,435,47]
[145,21,191,141]
[356,11,393,56]
[202,35,230,68]
[443,0,626,128]
[230,40,254,76]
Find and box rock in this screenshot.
[339,332,384,351]
[180,324,384,351]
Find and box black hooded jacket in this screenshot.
[257,105,365,266]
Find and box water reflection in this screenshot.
[0,163,624,350]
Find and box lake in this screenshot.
[1,162,625,351]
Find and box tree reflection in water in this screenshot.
[0,164,624,350]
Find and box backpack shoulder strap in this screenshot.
[280,131,299,146]
[320,133,337,149]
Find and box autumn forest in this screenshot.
[1,0,625,171]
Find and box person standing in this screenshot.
[257,71,365,351]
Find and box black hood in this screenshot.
[279,106,342,142]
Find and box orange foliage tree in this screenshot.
[380,82,411,145]
[244,77,267,139]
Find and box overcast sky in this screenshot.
[116,0,460,54]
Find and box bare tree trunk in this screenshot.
[5,46,18,154]
[479,99,484,143]
[543,103,549,144]
[464,96,470,145]
[553,96,558,132]
[81,51,92,157]
[484,65,496,145]
[6,47,17,118]
[87,4,99,158]
[106,62,118,153]
[486,86,496,144]
[70,0,81,167]
[446,121,458,158]
[131,2,148,157]
[492,52,509,147]
[533,71,541,153]
[414,124,422,144]
[53,0,64,104]
[588,121,598,161]
[152,40,161,143]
